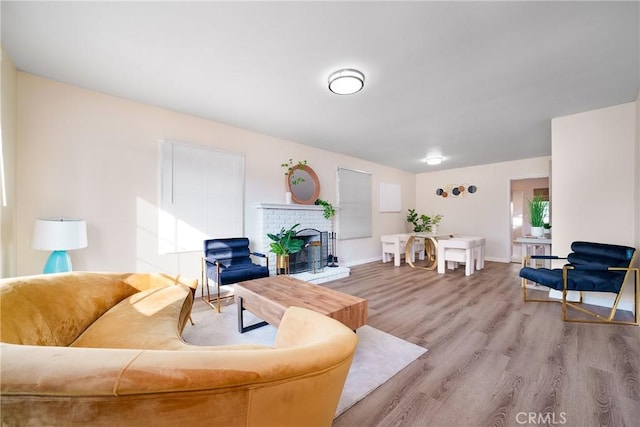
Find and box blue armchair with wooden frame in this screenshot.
[519,241,638,325]
[201,238,269,313]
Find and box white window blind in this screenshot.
[159,140,244,253]
[338,167,372,240]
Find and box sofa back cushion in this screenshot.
[0,273,141,346]
[70,285,192,350]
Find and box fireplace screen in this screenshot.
[289,229,329,274]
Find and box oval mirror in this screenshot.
[287,165,320,205]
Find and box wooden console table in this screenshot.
[516,236,552,267]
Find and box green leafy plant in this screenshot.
[315,199,336,219]
[527,195,547,227]
[267,223,304,255]
[406,209,443,233]
[281,159,308,185]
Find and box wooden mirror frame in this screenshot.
[286,165,320,205]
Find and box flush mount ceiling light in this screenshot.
[328,68,365,95]
[425,156,444,165]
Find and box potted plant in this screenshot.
[281,159,308,185]
[315,199,336,219]
[281,159,308,203]
[527,195,547,237]
[267,223,304,274]
[406,209,443,233]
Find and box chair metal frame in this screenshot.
[521,253,639,326]
[200,253,268,313]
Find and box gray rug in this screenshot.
[182,301,427,417]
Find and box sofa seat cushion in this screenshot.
[519,267,626,293]
[519,267,563,289]
[71,285,192,350]
[210,264,270,286]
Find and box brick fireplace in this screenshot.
[255,203,349,283]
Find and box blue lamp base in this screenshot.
[43,250,72,274]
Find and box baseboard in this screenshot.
[345,256,386,267]
[485,256,511,263]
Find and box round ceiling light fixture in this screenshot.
[328,68,365,95]
[425,156,444,165]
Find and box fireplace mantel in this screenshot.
[255,203,325,211]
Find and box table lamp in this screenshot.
[31,217,88,273]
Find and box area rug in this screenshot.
[182,301,427,417]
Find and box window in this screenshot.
[159,140,244,253]
[337,167,372,240]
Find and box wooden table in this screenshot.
[234,276,368,333]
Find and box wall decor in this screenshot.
[436,184,477,198]
[379,182,401,212]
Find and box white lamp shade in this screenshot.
[32,218,88,251]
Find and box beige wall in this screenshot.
[1,48,18,278]
[415,157,551,262]
[551,101,638,311]
[16,72,416,278]
[636,92,640,254]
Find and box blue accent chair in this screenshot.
[519,241,638,325]
[201,238,269,312]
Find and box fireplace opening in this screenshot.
[289,228,329,274]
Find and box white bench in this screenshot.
[437,236,486,276]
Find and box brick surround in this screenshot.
[256,203,332,276]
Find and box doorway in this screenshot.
[510,177,550,262]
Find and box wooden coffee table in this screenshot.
[234,276,368,333]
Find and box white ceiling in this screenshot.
[2,1,638,173]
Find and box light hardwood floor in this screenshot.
[324,261,639,427]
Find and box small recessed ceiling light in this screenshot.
[425,156,444,165]
[328,69,365,95]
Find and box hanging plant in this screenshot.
[315,199,336,219]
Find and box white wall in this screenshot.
[636,93,640,255]
[1,48,18,278]
[552,101,638,311]
[15,73,416,278]
[415,157,551,263]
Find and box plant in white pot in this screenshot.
[527,195,547,237]
[406,209,443,233]
[281,159,307,204]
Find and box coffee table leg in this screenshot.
[237,296,269,334]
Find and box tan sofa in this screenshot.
[0,272,358,426]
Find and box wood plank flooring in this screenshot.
[323,261,639,427]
